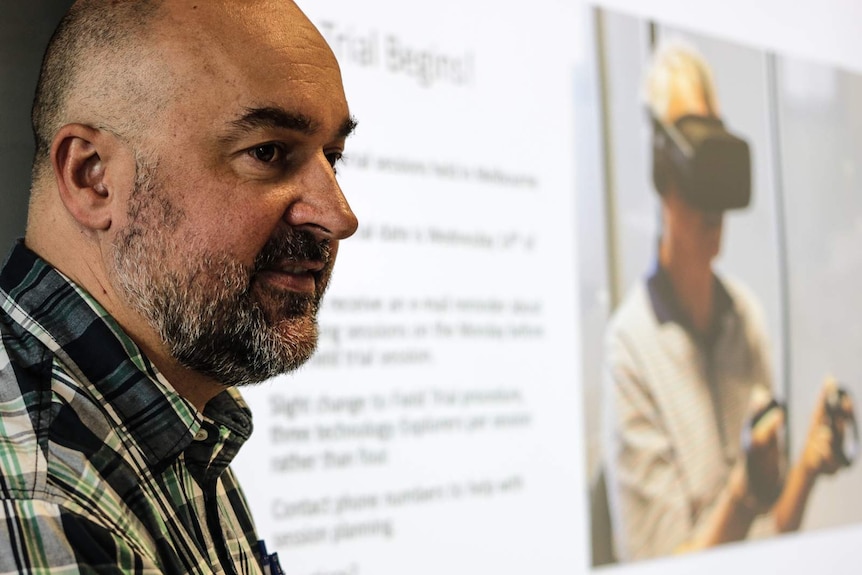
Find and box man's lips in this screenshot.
[257,260,325,293]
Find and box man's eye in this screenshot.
[326,151,343,173]
[249,143,284,163]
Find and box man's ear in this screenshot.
[51,124,118,231]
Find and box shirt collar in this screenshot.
[1,240,252,468]
[646,258,735,343]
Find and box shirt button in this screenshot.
[194,428,209,442]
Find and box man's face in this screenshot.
[665,189,724,262]
[658,59,725,262]
[107,1,358,386]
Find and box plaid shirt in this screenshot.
[0,241,265,575]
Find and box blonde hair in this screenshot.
[643,38,719,121]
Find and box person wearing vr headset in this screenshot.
[601,40,856,562]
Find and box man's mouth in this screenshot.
[257,261,325,294]
[252,229,332,298]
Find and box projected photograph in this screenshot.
[579,7,862,567]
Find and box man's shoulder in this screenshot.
[717,273,764,316]
[0,320,121,508]
[0,346,161,569]
[606,281,655,340]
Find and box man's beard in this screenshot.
[112,156,332,387]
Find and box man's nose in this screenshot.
[282,152,359,241]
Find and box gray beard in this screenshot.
[112,156,329,387]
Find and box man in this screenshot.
[602,40,851,561]
[0,0,357,572]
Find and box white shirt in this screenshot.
[602,266,775,561]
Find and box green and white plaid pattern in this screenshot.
[0,242,264,574]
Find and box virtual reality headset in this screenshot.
[652,113,752,212]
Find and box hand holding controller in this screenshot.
[741,393,786,512]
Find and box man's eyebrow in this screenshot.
[339,116,359,139]
[221,107,318,143]
[222,107,358,145]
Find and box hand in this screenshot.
[738,391,784,512]
[801,377,853,477]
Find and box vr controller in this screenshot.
[742,387,858,510]
[652,113,752,212]
[741,399,785,509]
[825,386,858,467]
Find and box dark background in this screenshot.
[1,1,74,252]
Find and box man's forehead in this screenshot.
[159,0,313,43]
[154,0,339,81]
[149,0,347,124]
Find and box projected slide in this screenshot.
[231,2,586,574]
[581,4,862,570]
[4,2,862,575]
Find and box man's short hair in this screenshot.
[30,0,163,183]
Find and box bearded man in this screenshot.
[0,0,357,572]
